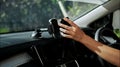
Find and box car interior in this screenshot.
[0,0,120,67]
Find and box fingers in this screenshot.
[58,17,77,31]
[60,32,73,39]
[58,17,78,39]
[59,23,72,31]
[59,28,72,35]
[63,18,76,26]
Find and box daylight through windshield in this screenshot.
[0,0,108,34]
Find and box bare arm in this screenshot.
[80,35,120,66]
[59,18,120,66]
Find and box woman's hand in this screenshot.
[58,18,86,42]
[59,18,120,67]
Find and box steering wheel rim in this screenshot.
[94,26,120,67]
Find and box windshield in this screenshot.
[0,0,109,34]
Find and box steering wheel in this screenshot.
[95,26,120,47]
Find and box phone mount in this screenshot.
[32,18,70,39]
[30,18,79,67]
[48,18,61,39]
[48,18,70,39]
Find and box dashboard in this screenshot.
[0,28,96,67]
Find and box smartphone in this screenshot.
[60,18,71,26]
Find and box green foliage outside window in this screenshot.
[0,0,98,34]
[0,0,63,33]
[114,29,120,38]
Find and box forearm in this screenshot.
[58,18,120,66]
[79,35,120,66]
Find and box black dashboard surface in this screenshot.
[0,31,51,48]
[0,31,80,66]
[0,31,53,60]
